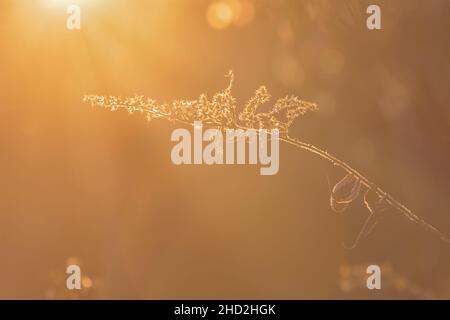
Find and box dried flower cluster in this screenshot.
[83,71,318,134]
[83,72,449,248]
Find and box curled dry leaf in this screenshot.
[330,173,361,213]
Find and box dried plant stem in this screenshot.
[83,72,450,246]
[203,117,450,245]
[281,135,450,244]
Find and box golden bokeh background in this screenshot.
[0,0,450,299]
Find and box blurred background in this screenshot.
[0,0,449,299]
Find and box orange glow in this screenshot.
[0,0,449,301]
[82,276,93,289]
[206,0,255,30]
[206,1,234,30]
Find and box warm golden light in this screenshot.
[82,276,93,289]
[39,0,103,9]
[0,0,448,301]
[231,0,255,26]
[206,0,255,30]
[206,1,234,30]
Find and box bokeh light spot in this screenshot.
[206,1,234,30]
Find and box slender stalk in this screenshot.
[281,135,450,244]
[83,72,450,246]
